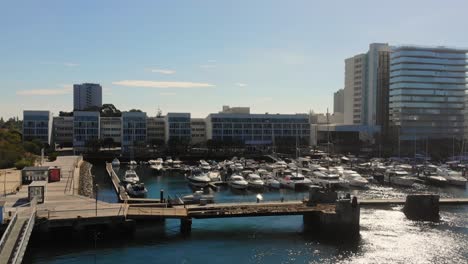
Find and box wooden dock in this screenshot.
[184,201,335,219]
[124,201,337,220]
[105,163,161,204]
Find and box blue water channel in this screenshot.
[24,163,468,264]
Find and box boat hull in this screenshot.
[229,182,248,190]
[187,178,211,188]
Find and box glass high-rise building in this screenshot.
[73,83,103,111]
[389,46,468,140]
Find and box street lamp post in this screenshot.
[94,183,99,217]
[3,169,6,197]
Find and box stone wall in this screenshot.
[78,161,94,198]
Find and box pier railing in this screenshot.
[0,212,18,254]
[36,205,127,220]
[10,198,37,264]
[127,206,187,218]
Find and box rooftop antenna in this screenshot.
[156,107,162,117]
[326,108,330,167]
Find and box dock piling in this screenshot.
[403,194,439,221]
[180,218,192,235]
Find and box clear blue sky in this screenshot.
[1,0,467,119]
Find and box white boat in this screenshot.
[207,170,221,181]
[187,169,212,188]
[422,173,448,186]
[182,190,215,204]
[279,172,312,190]
[233,162,244,171]
[123,170,140,184]
[128,160,138,169]
[384,169,415,187]
[149,159,164,172]
[342,170,368,187]
[246,174,265,189]
[111,158,120,167]
[262,174,280,189]
[126,183,147,197]
[309,171,347,189]
[199,160,211,171]
[275,161,288,169]
[437,168,467,187]
[228,175,248,190]
[165,157,173,166]
[172,160,183,170]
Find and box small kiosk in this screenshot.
[48,166,61,182]
[22,167,49,184]
[28,181,47,204]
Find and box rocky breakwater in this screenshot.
[78,161,95,198]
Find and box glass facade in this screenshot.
[73,111,100,147]
[165,113,191,142]
[122,112,147,152]
[207,113,310,144]
[23,111,51,144]
[389,46,468,140]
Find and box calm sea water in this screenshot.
[24,164,468,264]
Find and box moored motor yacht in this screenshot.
[437,167,467,187]
[207,170,222,182]
[187,169,212,188]
[245,173,265,189]
[165,157,174,166]
[172,159,183,170]
[420,171,448,186]
[182,190,215,204]
[279,172,312,190]
[126,182,147,197]
[128,160,138,169]
[262,174,280,189]
[123,170,140,184]
[384,169,415,187]
[111,158,120,167]
[149,158,164,173]
[228,175,248,190]
[342,170,368,187]
[199,160,211,171]
[309,171,347,189]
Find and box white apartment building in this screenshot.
[147,116,166,143]
[100,117,122,143]
[344,43,390,127]
[191,118,206,145]
[344,54,366,125]
[52,116,73,146]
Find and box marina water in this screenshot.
[24,164,468,264]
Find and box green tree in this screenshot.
[85,138,102,153]
[102,137,116,149]
[23,141,41,155]
[0,129,30,169]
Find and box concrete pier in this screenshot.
[304,197,360,238]
[403,194,440,221]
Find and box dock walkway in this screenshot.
[360,197,468,206]
[105,163,161,203]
